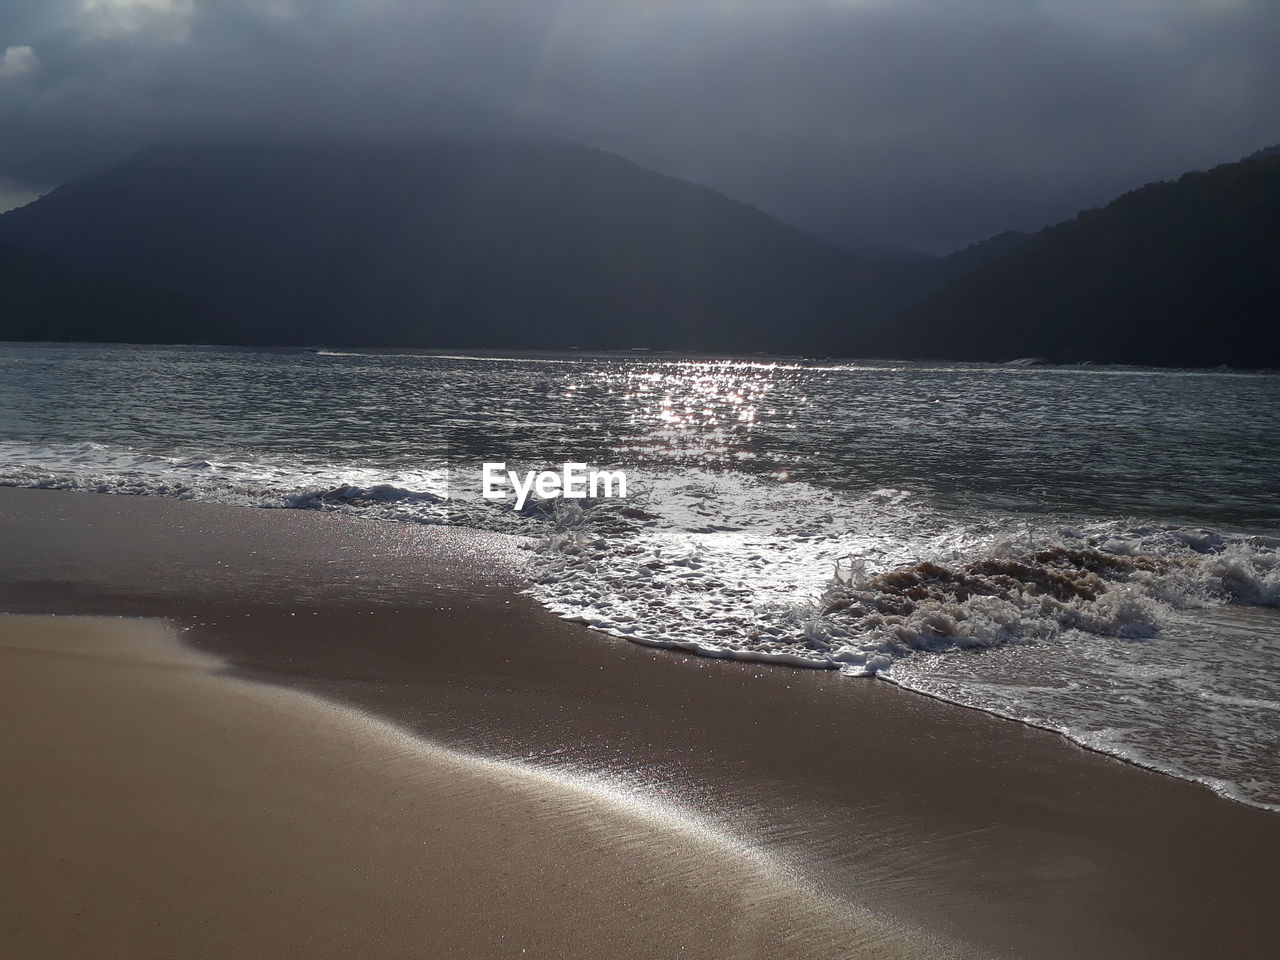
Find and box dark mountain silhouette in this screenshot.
[892,148,1280,366]
[0,140,902,353]
[1,139,1277,366]
[0,242,199,342]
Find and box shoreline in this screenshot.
[4,487,1280,958]
[8,480,1276,811]
[6,339,1280,372]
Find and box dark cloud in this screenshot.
[2,1,1279,251]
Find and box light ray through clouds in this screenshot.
[0,0,1277,251]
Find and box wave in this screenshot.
[526,490,1280,809]
[527,491,1279,672]
[0,439,454,512]
[809,535,1279,675]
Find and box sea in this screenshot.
[2,342,1277,809]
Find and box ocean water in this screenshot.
[2,342,1278,808]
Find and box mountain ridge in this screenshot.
[890,146,1280,366]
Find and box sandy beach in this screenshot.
[3,614,933,960]
[3,487,1280,959]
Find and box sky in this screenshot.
[1,0,1278,254]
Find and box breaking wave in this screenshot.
[526,485,1279,673]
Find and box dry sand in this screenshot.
[1,614,943,960]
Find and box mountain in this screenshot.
[0,242,199,342]
[893,148,1280,366]
[3,139,1277,366]
[0,140,903,353]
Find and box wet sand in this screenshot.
[3,487,1280,959]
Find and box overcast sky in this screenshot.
[2,0,1278,253]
